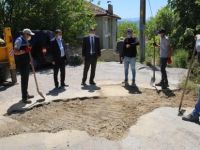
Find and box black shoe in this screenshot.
[61,83,68,87]
[81,82,87,86]
[131,81,136,87]
[90,81,96,85]
[122,80,129,86]
[27,95,34,99]
[182,114,199,123]
[22,98,32,104]
[155,82,163,86]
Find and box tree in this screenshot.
[168,0,200,48]
[0,0,96,44]
[117,22,139,39]
[146,6,176,40]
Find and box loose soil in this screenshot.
[0,88,197,140]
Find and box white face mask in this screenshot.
[89,33,95,37]
[27,36,31,41]
[127,34,132,38]
[57,35,62,40]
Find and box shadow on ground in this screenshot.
[46,87,66,96]
[0,82,16,92]
[81,85,101,93]
[153,86,176,97]
[123,84,142,94]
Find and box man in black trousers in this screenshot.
[82,28,101,86]
[51,29,67,88]
[14,28,35,103]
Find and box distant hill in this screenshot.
[118,18,139,24]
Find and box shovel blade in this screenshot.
[150,77,156,86]
[178,109,186,116]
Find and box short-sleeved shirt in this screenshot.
[160,36,170,58]
[14,36,30,63]
[14,36,29,50]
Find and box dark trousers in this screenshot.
[82,55,97,83]
[160,58,168,84]
[16,55,30,99]
[119,54,122,64]
[53,57,66,87]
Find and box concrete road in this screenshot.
[0,62,187,114]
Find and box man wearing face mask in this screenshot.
[122,28,139,86]
[14,28,35,103]
[154,29,172,89]
[51,29,67,88]
[81,28,101,86]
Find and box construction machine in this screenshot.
[0,27,17,84]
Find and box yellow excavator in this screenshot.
[0,27,17,84]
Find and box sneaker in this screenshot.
[182,114,199,123]
[22,98,32,104]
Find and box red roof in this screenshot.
[87,2,121,19]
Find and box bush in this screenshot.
[68,54,83,66]
[145,38,160,66]
[172,49,188,68]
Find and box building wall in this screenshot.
[95,16,118,50]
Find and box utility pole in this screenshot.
[139,0,146,63]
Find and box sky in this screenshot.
[91,0,168,19]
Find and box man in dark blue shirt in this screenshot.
[14,28,35,103]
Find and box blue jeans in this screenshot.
[192,85,200,117]
[124,57,136,81]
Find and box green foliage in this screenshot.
[190,62,200,84]
[172,49,188,68]
[0,0,96,44]
[145,37,160,65]
[168,0,200,49]
[117,22,139,39]
[146,6,176,40]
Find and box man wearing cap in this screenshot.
[154,29,172,89]
[81,28,101,86]
[14,28,35,103]
[116,37,124,64]
[121,29,139,86]
[51,29,67,88]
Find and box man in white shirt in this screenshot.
[51,29,67,88]
[154,29,172,89]
[82,28,101,86]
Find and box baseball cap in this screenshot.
[127,28,133,33]
[22,28,35,36]
[158,28,166,34]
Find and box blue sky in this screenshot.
[91,0,168,19]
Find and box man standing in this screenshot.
[155,29,172,89]
[182,86,200,123]
[182,32,200,123]
[116,37,124,64]
[122,29,139,86]
[14,28,35,103]
[82,28,101,86]
[51,29,67,88]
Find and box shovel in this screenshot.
[28,51,45,101]
[178,48,196,116]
